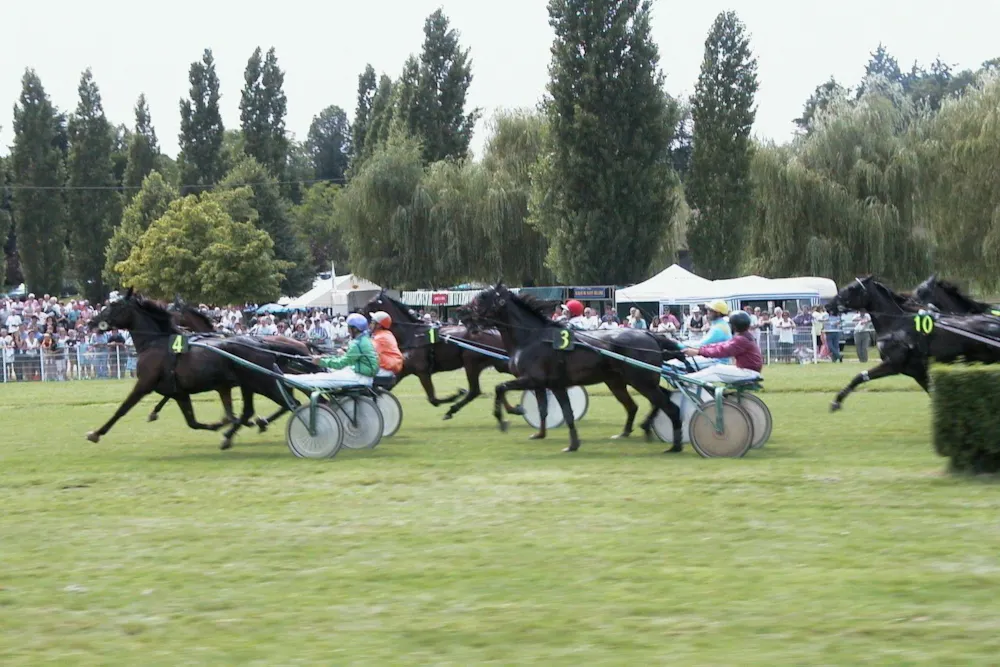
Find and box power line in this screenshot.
[0,176,348,192]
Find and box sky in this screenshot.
[2,0,999,162]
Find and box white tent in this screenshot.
[615,264,715,303]
[288,274,382,312]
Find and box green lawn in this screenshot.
[2,363,998,665]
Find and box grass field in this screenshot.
[2,362,1000,665]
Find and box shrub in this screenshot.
[931,364,1000,474]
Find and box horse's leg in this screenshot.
[173,394,227,432]
[221,386,256,450]
[87,378,157,442]
[606,378,639,440]
[251,381,299,434]
[443,364,487,420]
[492,360,524,416]
[637,386,683,453]
[147,395,170,422]
[529,389,548,440]
[830,361,902,411]
[492,377,535,432]
[415,373,457,407]
[551,387,581,452]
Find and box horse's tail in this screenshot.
[245,336,324,374]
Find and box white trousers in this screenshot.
[290,369,374,389]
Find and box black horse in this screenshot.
[360,291,526,420]
[827,276,1000,411]
[912,275,1000,316]
[85,289,322,449]
[465,284,684,453]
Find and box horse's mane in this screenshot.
[133,296,177,330]
[508,291,560,326]
[179,305,214,330]
[379,292,419,323]
[934,279,988,308]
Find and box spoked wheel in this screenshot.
[689,398,753,458]
[728,392,772,449]
[337,396,384,450]
[285,405,344,459]
[520,390,565,430]
[375,391,403,438]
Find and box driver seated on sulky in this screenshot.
[296,313,380,387]
[681,310,762,398]
[564,299,590,330]
[369,310,403,381]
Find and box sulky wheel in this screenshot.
[520,390,565,430]
[338,396,385,450]
[728,392,772,449]
[375,391,403,438]
[567,386,589,423]
[688,398,753,458]
[285,405,344,459]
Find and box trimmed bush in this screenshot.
[932,364,1000,473]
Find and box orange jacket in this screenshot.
[372,329,404,374]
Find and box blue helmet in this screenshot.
[346,313,369,331]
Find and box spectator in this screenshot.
[854,308,875,363]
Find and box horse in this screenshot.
[826,276,1000,411]
[85,289,322,450]
[142,300,321,432]
[359,291,525,420]
[465,284,684,453]
[912,275,1000,316]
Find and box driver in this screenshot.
[682,311,763,394]
[683,299,732,366]
[305,312,380,386]
[564,299,588,329]
[369,311,404,378]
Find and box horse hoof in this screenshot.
[529,432,545,440]
[220,438,233,450]
[830,402,841,412]
[498,421,509,433]
[457,388,468,396]
[86,431,100,443]
[442,413,454,421]
[255,418,268,433]
[562,446,579,453]
[664,444,683,454]
[147,412,159,423]
[611,433,629,440]
[507,406,525,416]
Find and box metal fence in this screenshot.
[0,327,862,383]
[1,345,138,383]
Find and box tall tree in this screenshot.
[10,70,67,295]
[240,47,289,176]
[686,11,759,278]
[362,75,396,161]
[178,49,225,191]
[350,65,377,166]
[306,105,351,183]
[220,156,312,294]
[794,77,847,134]
[0,153,10,284]
[529,0,680,283]
[123,94,159,195]
[291,182,347,274]
[66,69,121,303]
[406,9,480,163]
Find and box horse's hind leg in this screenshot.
[605,378,638,440]
[444,363,488,420]
[417,373,463,407]
[551,387,581,452]
[174,394,228,432]
[830,360,903,411]
[147,395,170,422]
[492,377,535,433]
[634,383,683,453]
[529,389,548,440]
[221,386,256,450]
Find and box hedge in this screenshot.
[931,364,1000,473]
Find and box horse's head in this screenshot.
[913,274,938,306]
[831,276,878,312]
[468,284,510,324]
[90,287,138,331]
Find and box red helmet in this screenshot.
[565,299,584,317]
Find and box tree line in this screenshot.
[2,1,999,304]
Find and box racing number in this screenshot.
[913,314,934,335]
[553,329,575,351]
[169,334,188,354]
[428,327,438,344]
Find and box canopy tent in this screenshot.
[288,274,382,313]
[615,264,838,310]
[614,265,715,303]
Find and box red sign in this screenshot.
[431,293,448,305]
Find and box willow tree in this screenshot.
[479,110,553,285]
[746,79,930,287]
[913,71,1000,289]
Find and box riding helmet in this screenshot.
[346,313,369,331]
[707,300,730,316]
[565,299,584,317]
[371,310,392,329]
[729,310,752,333]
